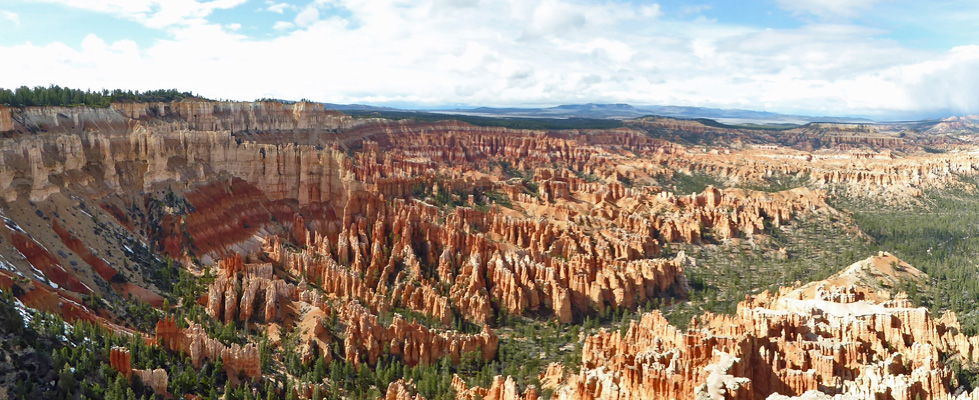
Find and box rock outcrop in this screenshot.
[551,253,979,400]
[339,301,497,367]
[9,100,979,399]
[206,254,295,324]
[109,347,169,395]
[384,379,426,400]
[155,316,262,379]
[452,375,540,400]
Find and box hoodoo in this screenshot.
[2,95,979,399]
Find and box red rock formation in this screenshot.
[109,347,169,395]
[10,101,979,400]
[10,232,91,295]
[339,301,497,367]
[549,253,979,400]
[204,253,297,326]
[0,268,143,338]
[155,316,262,379]
[181,179,274,260]
[109,346,133,378]
[452,375,539,400]
[52,219,116,282]
[51,219,164,306]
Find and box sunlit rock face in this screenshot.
[548,253,979,400]
[7,101,979,400]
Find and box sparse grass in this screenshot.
[830,177,979,334]
[663,171,726,195]
[662,210,871,329]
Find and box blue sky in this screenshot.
[1,0,979,118]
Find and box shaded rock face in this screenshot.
[0,114,355,207]
[0,106,13,133]
[0,101,357,137]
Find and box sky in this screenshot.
[1,0,979,119]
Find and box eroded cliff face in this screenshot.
[0,124,355,205]
[6,101,979,400]
[0,101,358,136]
[0,106,13,133]
[0,103,830,387]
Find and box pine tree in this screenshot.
[314,356,328,381]
[265,382,277,400]
[58,362,78,397]
[113,373,129,400]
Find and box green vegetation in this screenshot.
[412,178,515,211]
[831,178,979,334]
[663,211,870,328]
[690,117,797,131]
[663,171,726,194]
[488,303,656,396]
[657,170,979,340]
[0,288,161,399]
[0,284,285,400]
[0,85,204,108]
[736,172,812,193]
[662,170,810,195]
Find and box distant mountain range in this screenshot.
[320,102,873,124]
[320,103,407,112]
[430,103,873,124]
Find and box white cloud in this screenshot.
[0,10,19,27]
[0,0,977,118]
[265,2,291,13]
[294,5,319,27]
[775,0,885,18]
[225,23,242,30]
[273,21,294,30]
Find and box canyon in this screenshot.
[2,100,979,399]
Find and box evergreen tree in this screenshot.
[57,362,78,398]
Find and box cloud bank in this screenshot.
[1,0,977,118]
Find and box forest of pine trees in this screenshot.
[0,85,203,108]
